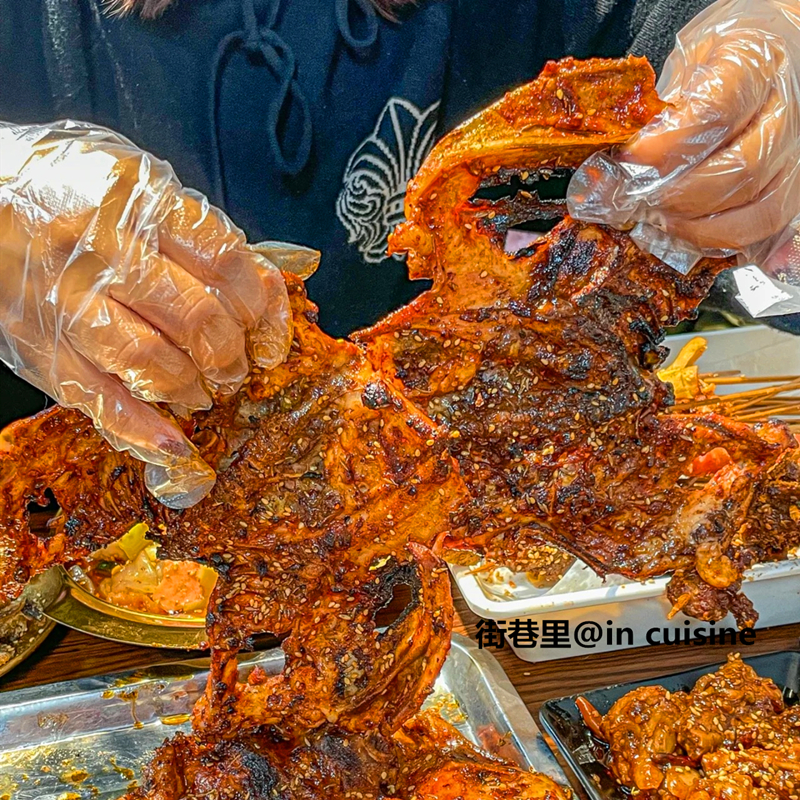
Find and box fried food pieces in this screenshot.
[354,57,800,627]
[0,275,466,644]
[579,655,800,800]
[577,687,690,790]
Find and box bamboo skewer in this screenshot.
[702,374,800,385]
[670,371,800,424]
[737,406,800,422]
[661,338,800,423]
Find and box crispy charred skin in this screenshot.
[127,545,454,800]
[0,408,156,598]
[126,735,283,800]
[0,275,467,644]
[354,56,800,627]
[126,729,403,800]
[128,710,572,800]
[194,544,453,742]
[586,655,800,800]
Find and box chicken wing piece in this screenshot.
[578,686,690,791]
[677,656,784,761]
[354,55,800,626]
[193,544,453,743]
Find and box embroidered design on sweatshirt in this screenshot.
[337,97,440,264]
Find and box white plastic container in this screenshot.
[452,325,800,662]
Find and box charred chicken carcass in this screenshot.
[130,711,573,800]
[354,56,800,628]
[0,265,560,797]
[126,547,570,800]
[0,273,467,645]
[0,52,798,800]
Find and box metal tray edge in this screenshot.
[448,634,569,785]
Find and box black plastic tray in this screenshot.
[539,650,800,800]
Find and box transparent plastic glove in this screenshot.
[568,0,800,311]
[0,120,292,508]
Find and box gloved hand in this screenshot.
[568,0,800,298]
[0,120,293,509]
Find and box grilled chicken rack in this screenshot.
[0,56,797,799]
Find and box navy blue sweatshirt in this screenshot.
[0,0,718,423]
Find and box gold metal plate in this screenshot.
[0,593,55,682]
[30,567,206,650]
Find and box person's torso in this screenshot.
[27,0,587,333]
[4,0,693,424]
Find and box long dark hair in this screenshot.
[107,0,416,20]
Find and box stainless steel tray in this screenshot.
[0,633,571,799]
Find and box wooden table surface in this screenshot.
[2,581,799,792]
[5,582,799,705]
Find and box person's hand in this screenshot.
[568,0,800,288]
[0,121,291,508]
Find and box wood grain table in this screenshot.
[2,580,799,792]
